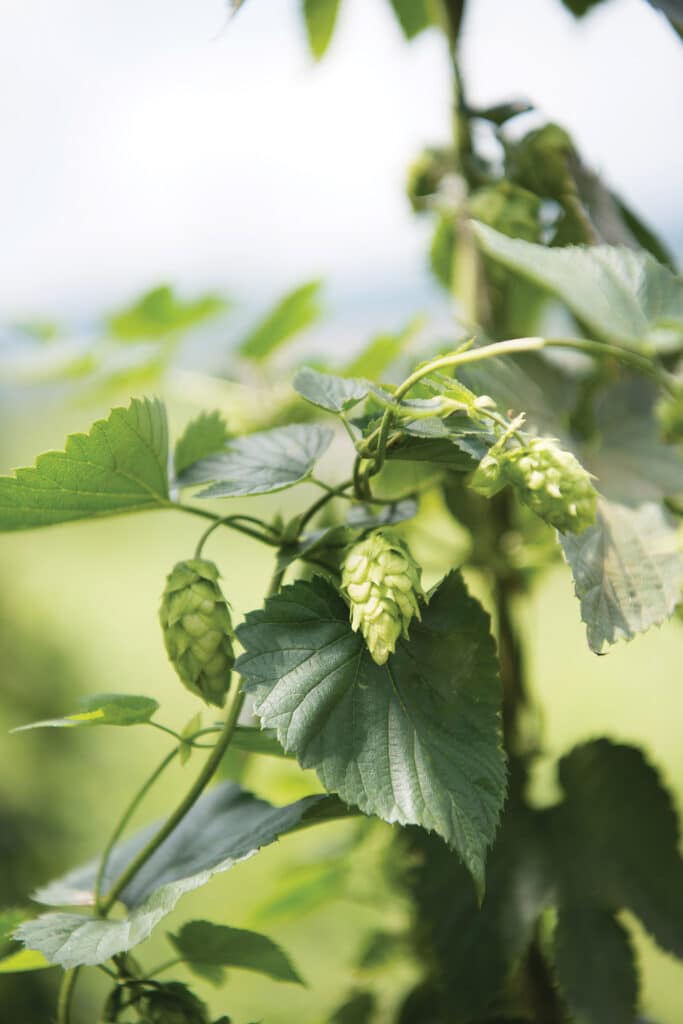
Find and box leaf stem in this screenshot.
[191,512,280,557]
[297,478,354,532]
[98,673,245,917]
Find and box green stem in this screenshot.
[98,674,245,916]
[94,746,180,910]
[57,967,80,1024]
[297,478,354,532]
[192,513,279,557]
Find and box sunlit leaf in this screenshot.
[107,286,226,341]
[302,0,341,60]
[12,693,159,733]
[238,281,323,362]
[0,398,169,531]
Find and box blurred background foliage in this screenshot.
[1,0,683,1021]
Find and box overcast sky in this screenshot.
[0,0,681,323]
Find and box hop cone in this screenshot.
[159,559,234,708]
[341,530,424,666]
[472,437,597,534]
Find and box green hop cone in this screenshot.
[472,437,597,534]
[159,559,235,708]
[341,529,424,666]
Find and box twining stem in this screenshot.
[94,746,180,910]
[188,511,280,555]
[97,672,245,917]
[297,477,354,532]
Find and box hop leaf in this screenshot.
[341,530,424,665]
[472,436,598,534]
[656,391,683,444]
[159,560,235,708]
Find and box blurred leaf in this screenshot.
[252,858,349,923]
[584,381,683,505]
[17,784,345,967]
[302,0,341,60]
[404,794,551,1020]
[108,285,226,341]
[174,411,230,476]
[554,905,638,1024]
[550,740,683,959]
[615,195,676,270]
[344,318,423,380]
[178,423,333,498]
[558,0,609,15]
[387,0,438,38]
[647,0,683,33]
[169,920,303,984]
[560,499,683,652]
[0,397,169,531]
[293,367,370,413]
[429,215,455,291]
[470,100,533,126]
[356,930,410,970]
[473,222,683,352]
[0,949,53,974]
[237,573,505,896]
[12,320,60,342]
[12,693,159,733]
[329,990,377,1024]
[237,281,323,362]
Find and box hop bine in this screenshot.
[159,559,235,708]
[471,435,598,534]
[341,529,424,666]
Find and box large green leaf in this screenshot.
[554,906,638,1024]
[473,221,683,352]
[237,281,323,362]
[177,423,333,498]
[559,498,683,652]
[302,0,341,60]
[168,920,303,985]
[17,783,345,968]
[293,367,370,413]
[107,285,226,341]
[174,411,230,477]
[237,573,506,894]
[12,693,159,733]
[0,398,169,531]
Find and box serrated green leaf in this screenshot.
[293,367,369,413]
[387,0,437,38]
[16,783,345,968]
[302,0,341,60]
[554,906,638,1024]
[0,397,169,531]
[169,920,303,984]
[107,285,226,341]
[473,221,683,352]
[238,281,323,362]
[236,572,506,893]
[560,498,683,652]
[177,423,333,498]
[12,693,159,733]
[174,411,230,477]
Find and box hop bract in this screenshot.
[159,559,235,708]
[341,529,424,666]
[471,436,598,534]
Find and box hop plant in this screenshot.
[471,436,598,534]
[138,982,210,1024]
[341,529,424,666]
[159,559,235,708]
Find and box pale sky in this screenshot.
[0,0,681,323]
